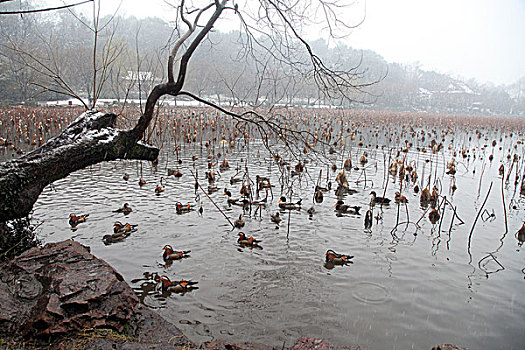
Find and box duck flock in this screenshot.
[2,105,519,296]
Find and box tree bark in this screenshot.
[0,110,158,222]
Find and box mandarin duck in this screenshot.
[113,221,138,233]
[278,196,302,210]
[233,214,245,229]
[270,212,281,224]
[175,202,194,214]
[370,191,391,205]
[325,249,354,264]
[103,231,131,245]
[162,245,191,260]
[69,213,89,226]
[335,200,361,214]
[114,203,132,215]
[155,275,198,293]
[237,232,261,247]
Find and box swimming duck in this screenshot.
[69,213,89,226]
[114,203,132,215]
[167,168,183,177]
[307,207,316,216]
[237,232,261,247]
[370,191,391,205]
[325,249,354,264]
[270,212,281,224]
[233,214,245,229]
[334,185,358,197]
[155,275,199,293]
[103,231,131,245]
[224,189,249,207]
[123,173,130,181]
[175,202,194,214]
[364,209,373,229]
[220,158,230,170]
[113,221,138,233]
[230,177,242,185]
[139,178,146,186]
[278,196,302,210]
[162,245,191,260]
[335,200,361,214]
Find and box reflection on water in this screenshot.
[25,128,525,350]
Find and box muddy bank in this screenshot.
[0,240,467,350]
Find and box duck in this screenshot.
[224,189,249,207]
[325,249,354,264]
[237,232,261,247]
[123,173,130,181]
[69,213,89,226]
[219,158,230,170]
[278,196,302,210]
[113,203,132,215]
[364,209,373,229]
[307,207,316,216]
[103,231,131,245]
[139,178,147,186]
[175,201,194,214]
[370,191,391,205]
[167,168,183,177]
[335,200,361,214]
[155,275,199,293]
[113,221,138,233]
[270,212,281,224]
[155,185,164,194]
[162,245,191,260]
[233,214,245,229]
[230,177,242,185]
[334,185,358,197]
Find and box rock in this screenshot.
[290,337,362,350]
[205,339,275,350]
[0,240,137,338]
[431,345,468,350]
[204,337,362,350]
[53,304,196,350]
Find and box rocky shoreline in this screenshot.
[0,240,467,350]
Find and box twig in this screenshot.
[190,170,234,227]
[468,182,493,263]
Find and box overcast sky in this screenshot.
[81,0,524,86]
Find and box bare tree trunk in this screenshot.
[0,111,158,221]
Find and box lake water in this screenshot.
[6,110,524,349]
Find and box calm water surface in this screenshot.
[25,131,525,350]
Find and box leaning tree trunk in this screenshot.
[0,110,158,222]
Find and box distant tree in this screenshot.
[0,0,376,223]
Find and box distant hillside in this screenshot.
[0,13,523,115]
